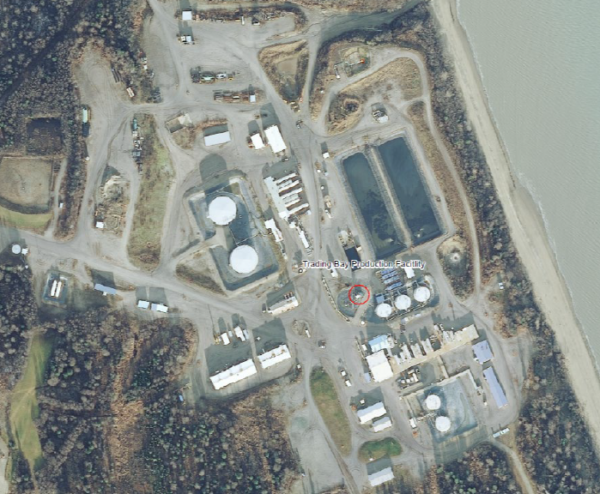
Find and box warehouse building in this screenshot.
[366,351,394,382]
[368,334,394,353]
[483,367,508,408]
[368,467,394,487]
[472,340,493,364]
[372,416,392,432]
[94,283,117,296]
[204,130,231,147]
[210,359,258,390]
[357,402,387,424]
[264,125,286,153]
[258,344,291,369]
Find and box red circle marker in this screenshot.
[348,284,371,305]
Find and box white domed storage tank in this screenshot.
[230,245,259,274]
[208,196,237,226]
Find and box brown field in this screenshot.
[26,118,62,155]
[259,40,309,102]
[0,157,53,211]
[326,57,422,135]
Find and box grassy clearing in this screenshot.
[127,115,173,270]
[309,367,352,456]
[0,205,51,232]
[9,334,53,472]
[358,437,402,462]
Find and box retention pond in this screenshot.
[343,153,406,259]
[378,137,441,245]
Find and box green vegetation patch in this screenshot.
[9,334,53,472]
[127,115,173,270]
[358,437,402,462]
[0,205,52,232]
[309,367,352,456]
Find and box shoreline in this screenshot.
[431,0,600,455]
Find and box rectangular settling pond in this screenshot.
[378,137,441,245]
[343,153,406,259]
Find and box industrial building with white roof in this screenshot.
[356,402,387,424]
[366,350,394,382]
[258,344,291,369]
[210,359,258,390]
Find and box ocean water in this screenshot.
[457,1,600,363]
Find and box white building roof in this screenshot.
[404,266,415,279]
[265,125,286,153]
[268,295,299,315]
[372,416,392,432]
[472,340,493,363]
[182,10,193,21]
[210,359,257,390]
[357,402,387,424]
[258,344,291,369]
[366,351,394,382]
[137,300,150,309]
[368,334,394,353]
[151,303,169,313]
[368,467,394,487]
[264,219,283,242]
[250,133,265,149]
[483,367,508,408]
[204,131,231,147]
[94,283,116,295]
[208,196,237,225]
[230,245,259,274]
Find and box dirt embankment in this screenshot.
[326,57,422,135]
[259,40,309,103]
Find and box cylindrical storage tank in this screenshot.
[425,394,441,411]
[230,245,259,274]
[435,416,451,433]
[394,294,411,311]
[414,286,431,303]
[375,303,393,319]
[11,244,22,255]
[208,196,237,226]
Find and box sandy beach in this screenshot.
[431,0,600,455]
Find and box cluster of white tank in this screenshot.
[375,285,431,319]
[206,195,260,276]
[424,393,452,433]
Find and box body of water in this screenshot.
[343,153,406,258]
[458,0,600,363]
[378,137,441,245]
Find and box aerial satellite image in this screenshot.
[1,0,600,493]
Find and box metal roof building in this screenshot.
[357,402,387,424]
[368,334,394,353]
[250,133,265,149]
[258,344,291,369]
[151,303,169,313]
[210,359,257,390]
[483,367,508,408]
[204,130,231,147]
[366,351,394,382]
[264,125,286,153]
[137,300,150,309]
[372,416,392,432]
[94,283,117,296]
[182,10,193,21]
[472,340,493,363]
[368,467,395,487]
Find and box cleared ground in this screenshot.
[176,262,225,295]
[327,57,422,135]
[0,157,53,210]
[358,437,402,462]
[309,367,352,456]
[26,118,62,155]
[127,115,173,270]
[9,335,53,473]
[259,40,309,102]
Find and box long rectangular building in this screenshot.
[210,359,257,390]
[483,367,508,408]
[258,344,291,369]
[368,467,394,487]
